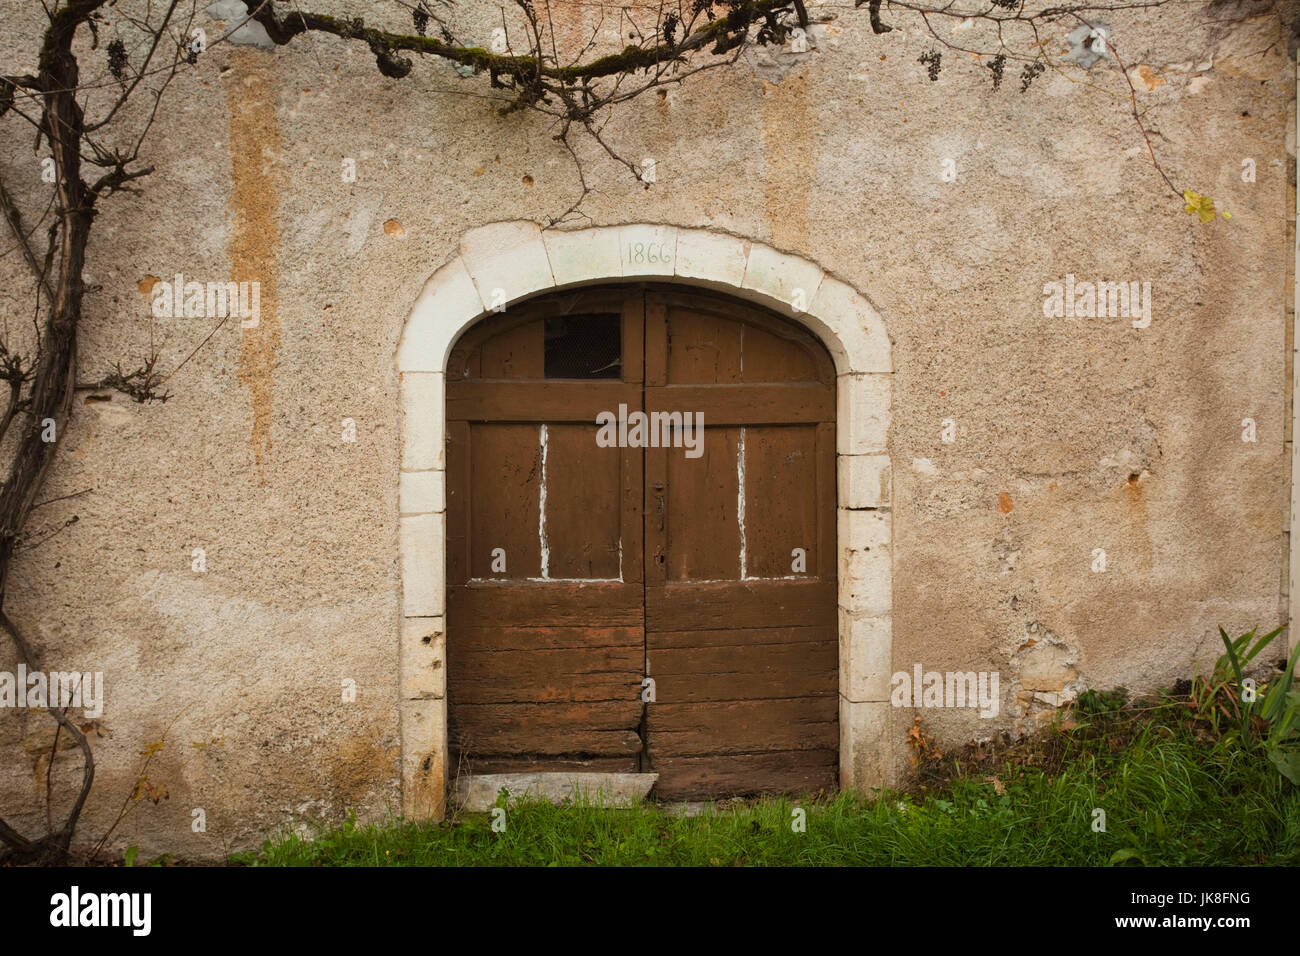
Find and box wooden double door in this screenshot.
[445,285,838,799]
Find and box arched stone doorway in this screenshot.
[396,222,892,818]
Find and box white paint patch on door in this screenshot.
[738,426,748,580]
[538,423,550,579]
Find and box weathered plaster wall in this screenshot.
[0,0,1295,859]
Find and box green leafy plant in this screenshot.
[1077,687,1128,715]
[1182,189,1231,223]
[1258,643,1300,784]
[1193,625,1300,783]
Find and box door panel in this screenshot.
[543,424,624,580]
[642,290,838,800]
[465,423,542,579]
[662,425,742,582]
[446,290,646,775]
[445,285,838,797]
[740,424,820,577]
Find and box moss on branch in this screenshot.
[249,0,795,84]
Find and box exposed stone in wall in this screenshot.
[1064,23,1111,71]
[743,13,837,84]
[206,1,274,50]
[1010,623,1085,732]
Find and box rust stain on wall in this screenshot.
[1136,65,1165,91]
[760,73,811,251]
[1123,472,1155,572]
[226,51,282,484]
[548,2,595,59]
[326,730,399,808]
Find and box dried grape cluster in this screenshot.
[107,37,128,81]
[918,49,941,81]
[987,52,1006,90]
[1020,59,1046,92]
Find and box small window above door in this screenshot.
[544,314,621,379]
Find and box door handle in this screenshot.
[652,481,665,532]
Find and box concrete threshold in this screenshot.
[452,772,658,811]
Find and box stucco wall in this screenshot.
[0,0,1295,859]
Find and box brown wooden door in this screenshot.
[445,285,837,797]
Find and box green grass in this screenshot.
[241,695,1300,866]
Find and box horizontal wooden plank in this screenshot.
[651,750,837,800]
[449,644,644,704]
[452,625,642,653]
[648,640,836,703]
[647,625,835,650]
[645,697,838,755]
[449,702,644,757]
[451,755,640,776]
[451,582,644,627]
[447,381,642,422]
[645,580,836,631]
[644,384,832,424]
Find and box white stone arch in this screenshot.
[396,221,893,819]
